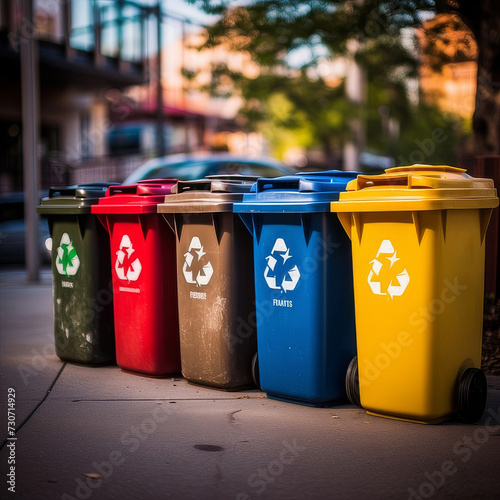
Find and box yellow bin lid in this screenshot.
[331,165,499,212]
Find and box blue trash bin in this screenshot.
[234,171,359,406]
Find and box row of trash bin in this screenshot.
[37,165,499,425]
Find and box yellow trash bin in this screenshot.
[332,165,499,424]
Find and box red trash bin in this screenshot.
[92,180,180,376]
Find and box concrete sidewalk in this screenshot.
[0,268,499,500]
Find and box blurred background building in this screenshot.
[0,2,483,193]
[418,13,477,125]
[1,0,151,191]
[0,0,262,192]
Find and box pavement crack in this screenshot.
[67,398,258,402]
[0,362,67,451]
[228,409,242,423]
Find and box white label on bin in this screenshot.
[115,235,142,282]
[183,236,213,287]
[56,233,80,277]
[264,238,300,293]
[368,239,410,299]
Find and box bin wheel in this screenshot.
[251,352,260,389]
[457,367,487,424]
[346,356,361,407]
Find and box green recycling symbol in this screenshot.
[55,233,80,277]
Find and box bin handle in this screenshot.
[136,179,177,185]
[136,179,177,193]
[176,179,255,194]
[108,181,176,197]
[176,180,213,194]
[137,185,176,195]
[107,185,140,196]
[351,166,473,191]
[256,177,301,193]
[49,187,77,197]
[49,185,117,198]
[49,182,120,197]
[256,177,337,193]
[407,175,492,190]
[386,165,466,174]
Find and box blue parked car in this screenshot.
[123,152,294,184]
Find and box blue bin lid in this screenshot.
[233,170,359,213]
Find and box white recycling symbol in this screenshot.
[115,234,142,282]
[368,239,410,299]
[264,238,300,293]
[55,233,80,277]
[183,236,213,287]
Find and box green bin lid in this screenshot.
[37,183,118,215]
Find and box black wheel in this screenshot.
[346,356,361,407]
[251,352,260,389]
[457,367,487,424]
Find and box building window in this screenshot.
[121,5,142,63]
[99,2,143,62]
[68,0,147,63]
[34,0,64,42]
[108,126,141,156]
[81,112,91,160]
[100,2,119,58]
[0,1,5,30]
[70,0,95,52]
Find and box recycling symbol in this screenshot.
[115,235,142,282]
[368,239,410,299]
[183,236,213,287]
[264,238,300,293]
[55,233,80,277]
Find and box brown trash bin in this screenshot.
[157,176,257,390]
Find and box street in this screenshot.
[0,268,499,500]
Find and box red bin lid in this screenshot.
[91,179,178,214]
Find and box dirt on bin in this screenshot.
[482,294,500,375]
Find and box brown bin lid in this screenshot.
[157,175,258,213]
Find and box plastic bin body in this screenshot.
[158,176,257,390]
[37,184,115,364]
[332,165,499,423]
[235,172,358,406]
[92,181,180,376]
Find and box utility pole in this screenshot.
[181,20,192,152]
[20,0,40,282]
[156,1,165,157]
[343,41,366,172]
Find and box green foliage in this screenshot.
[188,0,470,162]
[238,69,352,156]
[396,104,467,165]
[259,93,315,159]
[365,79,468,165]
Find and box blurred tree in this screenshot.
[190,0,499,157]
[428,1,500,155]
[237,71,351,161]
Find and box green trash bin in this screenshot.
[37,183,116,365]
[157,175,257,390]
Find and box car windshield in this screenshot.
[124,158,290,184]
[139,162,208,181]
